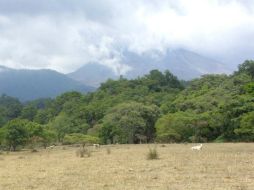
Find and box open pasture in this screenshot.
[0,143,254,190]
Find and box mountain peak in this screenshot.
[68,62,118,87]
[68,49,232,87]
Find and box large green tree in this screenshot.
[155,112,195,142]
[50,112,89,142]
[100,102,160,144]
[3,119,29,151]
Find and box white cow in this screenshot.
[191,144,203,150]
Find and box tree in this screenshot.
[155,112,195,142]
[34,109,53,124]
[25,121,44,149]
[21,105,37,121]
[41,129,56,148]
[0,107,7,127]
[0,127,5,149]
[49,113,71,142]
[143,70,183,92]
[50,112,89,142]
[3,119,29,151]
[244,82,254,95]
[100,102,160,144]
[238,60,254,79]
[164,70,183,89]
[0,95,23,125]
[234,111,254,141]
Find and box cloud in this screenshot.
[0,0,253,73]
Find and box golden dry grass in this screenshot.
[0,143,254,190]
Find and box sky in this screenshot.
[0,0,253,73]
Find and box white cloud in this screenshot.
[118,0,254,57]
[0,0,253,73]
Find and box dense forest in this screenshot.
[0,60,254,151]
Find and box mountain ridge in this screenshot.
[0,66,94,101]
[69,49,231,87]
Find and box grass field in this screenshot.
[0,143,254,190]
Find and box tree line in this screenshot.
[0,60,254,150]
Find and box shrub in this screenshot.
[106,147,111,155]
[76,147,91,158]
[214,135,226,143]
[76,148,85,158]
[147,146,159,160]
[31,149,38,153]
[64,133,100,146]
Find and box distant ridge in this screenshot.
[0,66,95,101]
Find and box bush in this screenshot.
[106,147,111,155]
[147,146,159,160]
[214,135,226,143]
[76,147,91,158]
[155,112,194,143]
[31,149,38,153]
[63,133,100,146]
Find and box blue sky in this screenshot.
[0,0,253,73]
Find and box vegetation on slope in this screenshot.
[0,60,254,150]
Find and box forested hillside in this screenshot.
[0,66,94,101]
[0,60,254,150]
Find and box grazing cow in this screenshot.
[191,144,203,151]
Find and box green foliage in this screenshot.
[3,119,29,151]
[0,127,5,148]
[0,95,22,127]
[100,102,160,144]
[244,82,254,95]
[1,60,254,148]
[34,109,53,124]
[25,98,55,124]
[25,121,48,149]
[214,135,227,143]
[238,60,254,79]
[63,133,100,145]
[49,112,89,142]
[87,124,101,137]
[41,129,56,148]
[155,112,195,142]
[168,74,230,113]
[1,119,49,150]
[20,105,37,121]
[144,70,183,92]
[234,111,254,141]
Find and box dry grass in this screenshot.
[0,143,254,190]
